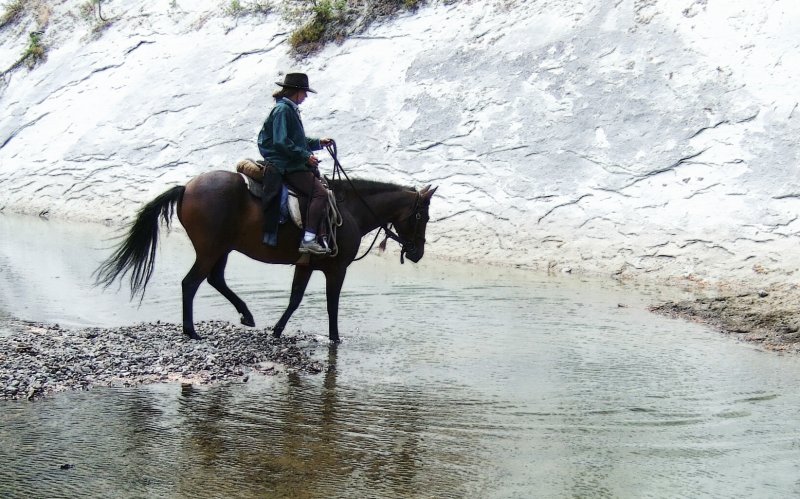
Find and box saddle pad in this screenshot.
[238,173,303,229]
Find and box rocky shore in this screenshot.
[651,284,800,354]
[0,320,325,401]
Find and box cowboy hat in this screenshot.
[275,72,317,93]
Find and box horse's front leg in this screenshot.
[273,265,313,338]
[324,268,347,343]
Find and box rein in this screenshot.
[324,141,419,263]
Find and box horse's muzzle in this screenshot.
[404,246,423,263]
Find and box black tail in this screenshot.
[94,185,185,300]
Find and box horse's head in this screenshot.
[393,185,438,263]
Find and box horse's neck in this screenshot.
[354,191,412,236]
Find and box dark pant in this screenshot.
[283,171,328,237]
[261,165,283,246]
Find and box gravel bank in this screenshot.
[0,320,325,401]
[651,284,800,354]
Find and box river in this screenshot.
[1,213,799,498]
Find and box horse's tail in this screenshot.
[94,185,185,300]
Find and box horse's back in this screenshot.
[179,170,259,251]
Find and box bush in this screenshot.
[224,0,244,16]
[79,0,112,36]
[287,0,349,54]
[1,0,27,29]
[223,0,272,17]
[286,0,430,56]
[22,30,45,68]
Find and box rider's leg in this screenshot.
[284,171,329,255]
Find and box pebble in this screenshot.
[0,320,324,401]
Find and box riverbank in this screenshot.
[0,320,324,401]
[5,285,799,402]
[651,283,800,354]
[5,280,800,401]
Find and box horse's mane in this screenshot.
[328,177,415,196]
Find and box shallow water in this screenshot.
[1,213,800,498]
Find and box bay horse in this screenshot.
[94,169,437,342]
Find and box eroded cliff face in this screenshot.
[1,0,798,288]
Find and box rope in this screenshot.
[324,140,407,262]
[320,179,342,256]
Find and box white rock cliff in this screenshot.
[1,0,799,289]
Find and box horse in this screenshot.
[94,169,437,343]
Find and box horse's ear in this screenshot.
[422,186,438,201]
[419,185,431,194]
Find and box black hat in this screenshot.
[275,72,316,93]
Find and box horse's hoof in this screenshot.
[240,314,255,327]
[272,331,282,339]
[185,331,202,340]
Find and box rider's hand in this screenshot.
[307,154,320,167]
[320,137,333,147]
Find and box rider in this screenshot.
[257,72,333,256]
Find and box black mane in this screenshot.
[328,177,415,196]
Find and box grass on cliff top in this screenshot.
[219,0,434,57]
[285,0,427,56]
[79,0,113,36]
[2,0,445,63]
[223,0,272,17]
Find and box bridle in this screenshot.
[325,141,425,264]
[396,193,426,263]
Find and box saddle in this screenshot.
[236,159,303,229]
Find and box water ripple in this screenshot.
[3,215,800,497]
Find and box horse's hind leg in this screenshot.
[273,265,313,338]
[182,258,216,340]
[207,253,255,327]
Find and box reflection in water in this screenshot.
[166,344,483,498]
[0,345,489,498]
[2,214,800,497]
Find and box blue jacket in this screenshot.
[257,98,321,174]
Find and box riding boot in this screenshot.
[299,239,329,255]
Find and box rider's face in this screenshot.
[292,90,308,105]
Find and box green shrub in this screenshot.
[22,30,45,68]
[224,0,244,16]
[286,0,432,56]
[288,0,347,54]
